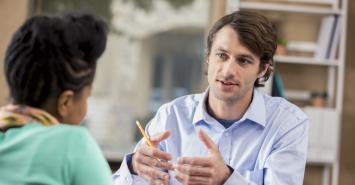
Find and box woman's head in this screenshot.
[4,13,108,124]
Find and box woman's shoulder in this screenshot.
[33,124,101,158]
[50,124,89,134]
[26,123,94,145]
[49,124,93,142]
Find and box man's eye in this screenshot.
[239,58,251,64]
[216,53,228,60]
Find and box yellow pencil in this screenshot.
[135,120,154,147]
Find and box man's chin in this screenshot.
[212,91,239,102]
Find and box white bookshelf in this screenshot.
[274,55,339,66]
[226,1,348,185]
[273,0,336,5]
[238,1,342,14]
[284,89,312,101]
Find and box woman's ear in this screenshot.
[57,90,75,118]
[258,64,270,78]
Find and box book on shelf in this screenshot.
[328,15,341,59]
[314,15,341,60]
[304,107,339,163]
[287,41,317,53]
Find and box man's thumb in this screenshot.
[150,131,171,145]
[198,129,217,152]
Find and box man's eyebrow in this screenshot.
[214,47,230,53]
[238,54,255,61]
[214,47,257,61]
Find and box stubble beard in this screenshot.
[210,85,243,106]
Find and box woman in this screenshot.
[0,13,112,184]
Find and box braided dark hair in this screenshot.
[4,13,108,107]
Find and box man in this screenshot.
[113,11,309,185]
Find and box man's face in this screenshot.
[207,25,266,103]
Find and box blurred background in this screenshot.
[0,0,354,185]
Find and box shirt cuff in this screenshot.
[223,169,250,185]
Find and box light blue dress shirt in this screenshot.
[113,89,309,185]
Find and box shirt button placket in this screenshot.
[220,131,231,163]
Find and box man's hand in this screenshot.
[132,131,174,185]
[174,129,232,185]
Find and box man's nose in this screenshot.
[221,60,238,77]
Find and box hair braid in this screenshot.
[4,13,108,107]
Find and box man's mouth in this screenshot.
[217,80,238,86]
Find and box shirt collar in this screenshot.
[192,88,210,125]
[192,88,266,127]
[244,89,266,127]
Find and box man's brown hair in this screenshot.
[206,11,277,87]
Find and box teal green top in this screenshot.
[0,123,112,185]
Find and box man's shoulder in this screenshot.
[262,93,308,121]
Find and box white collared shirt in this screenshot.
[113,89,309,185]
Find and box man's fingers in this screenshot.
[174,170,187,184]
[137,164,170,182]
[177,156,211,167]
[140,146,172,161]
[136,153,158,166]
[134,131,173,185]
[158,160,174,170]
[175,169,211,185]
[197,129,217,151]
[140,173,168,185]
[137,154,173,170]
[150,131,171,144]
[152,178,169,185]
[174,163,213,177]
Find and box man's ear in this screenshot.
[57,90,75,118]
[205,52,210,64]
[258,64,270,78]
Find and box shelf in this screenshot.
[285,89,311,101]
[274,55,339,66]
[239,2,342,14]
[307,155,335,165]
[276,0,336,5]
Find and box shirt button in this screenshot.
[224,132,230,137]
